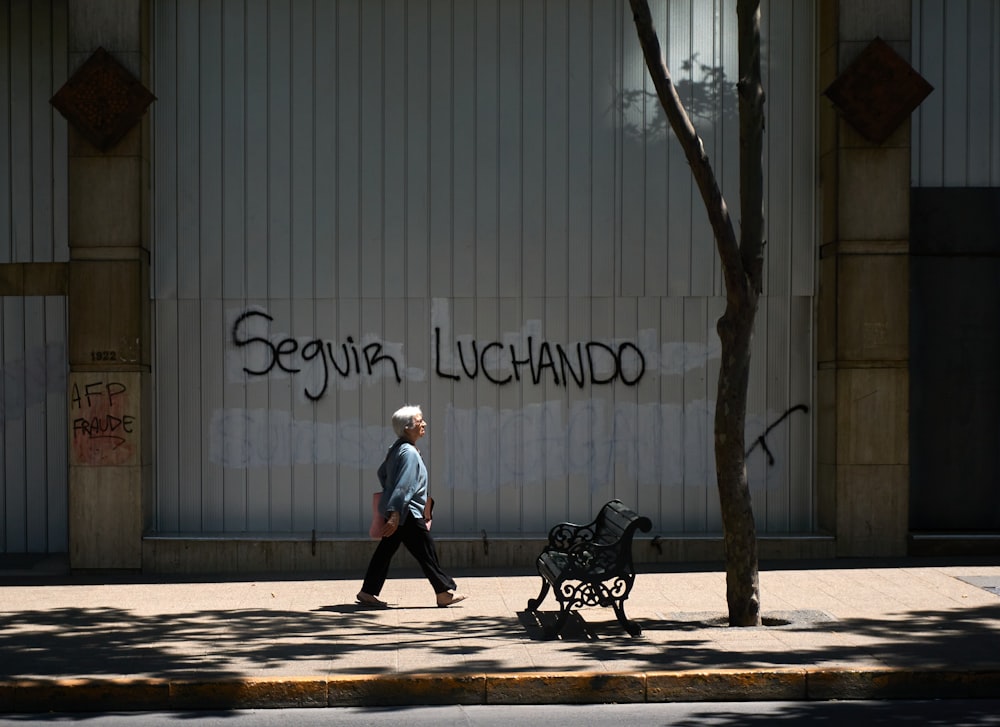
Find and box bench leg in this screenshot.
[542,602,573,640]
[526,580,550,612]
[612,599,642,637]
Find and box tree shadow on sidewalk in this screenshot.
[555,602,1000,671]
[1,601,998,681]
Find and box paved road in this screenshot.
[3,701,1000,727]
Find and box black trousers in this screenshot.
[361,516,456,596]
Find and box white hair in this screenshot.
[391,405,423,437]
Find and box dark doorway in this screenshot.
[910,188,1000,536]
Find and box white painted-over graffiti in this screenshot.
[442,399,715,491]
[209,408,392,469]
[0,343,66,418]
[208,400,800,519]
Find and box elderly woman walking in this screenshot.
[357,405,466,608]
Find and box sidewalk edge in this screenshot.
[3,668,1000,713]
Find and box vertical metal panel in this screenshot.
[154,302,179,530]
[244,0,269,298]
[30,0,53,262]
[476,0,500,300]
[292,1,316,305]
[520,1,545,299]
[544,0,569,298]
[23,298,47,551]
[0,4,9,263]
[2,298,28,551]
[177,299,204,531]
[496,1,522,298]
[657,296,686,530]
[452,1,476,299]
[618,0,647,298]
[427,0,452,298]
[242,299,270,532]
[2,0,67,264]
[199,0,223,302]
[942,0,969,187]
[289,298,315,532]
[176,3,201,301]
[383,0,408,299]
[789,0,815,297]
[0,0,68,555]
[7,0,32,262]
[314,4,338,301]
[360,0,385,301]
[200,299,225,531]
[913,0,1000,187]
[566,4,592,297]
[44,296,67,551]
[404,4,431,301]
[591,0,618,298]
[152,0,815,538]
[221,1,246,302]
[0,297,66,554]
[153,0,178,300]
[268,4,293,303]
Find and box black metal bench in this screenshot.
[526,499,652,638]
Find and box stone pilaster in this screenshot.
[817,0,911,556]
[66,0,151,569]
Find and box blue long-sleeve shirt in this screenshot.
[377,438,427,525]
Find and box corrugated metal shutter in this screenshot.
[0,0,69,554]
[912,0,1000,187]
[152,0,815,537]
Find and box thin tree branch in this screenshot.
[737,0,765,293]
[627,0,745,298]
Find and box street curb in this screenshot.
[3,669,1000,713]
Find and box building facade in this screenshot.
[1,0,997,572]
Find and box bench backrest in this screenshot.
[593,499,652,546]
[547,499,652,552]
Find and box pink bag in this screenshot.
[368,492,383,539]
[369,493,435,539]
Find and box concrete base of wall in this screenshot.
[908,534,1000,558]
[141,535,837,575]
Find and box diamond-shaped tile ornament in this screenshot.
[823,37,933,144]
[50,47,156,151]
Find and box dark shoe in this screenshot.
[436,591,467,607]
[357,591,388,607]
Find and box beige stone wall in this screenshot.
[817,0,911,556]
[66,0,152,569]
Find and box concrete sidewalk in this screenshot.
[1,558,999,712]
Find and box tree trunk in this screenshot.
[629,0,765,626]
[716,296,761,627]
[723,0,765,627]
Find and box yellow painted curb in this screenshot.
[806,668,1000,700]
[11,678,170,713]
[3,668,1000,713]
[169,677,328,709]
[486,672,646,704]
[327,673,487,706]
[647,669,808,702]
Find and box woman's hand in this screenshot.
[381,511,400,537]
